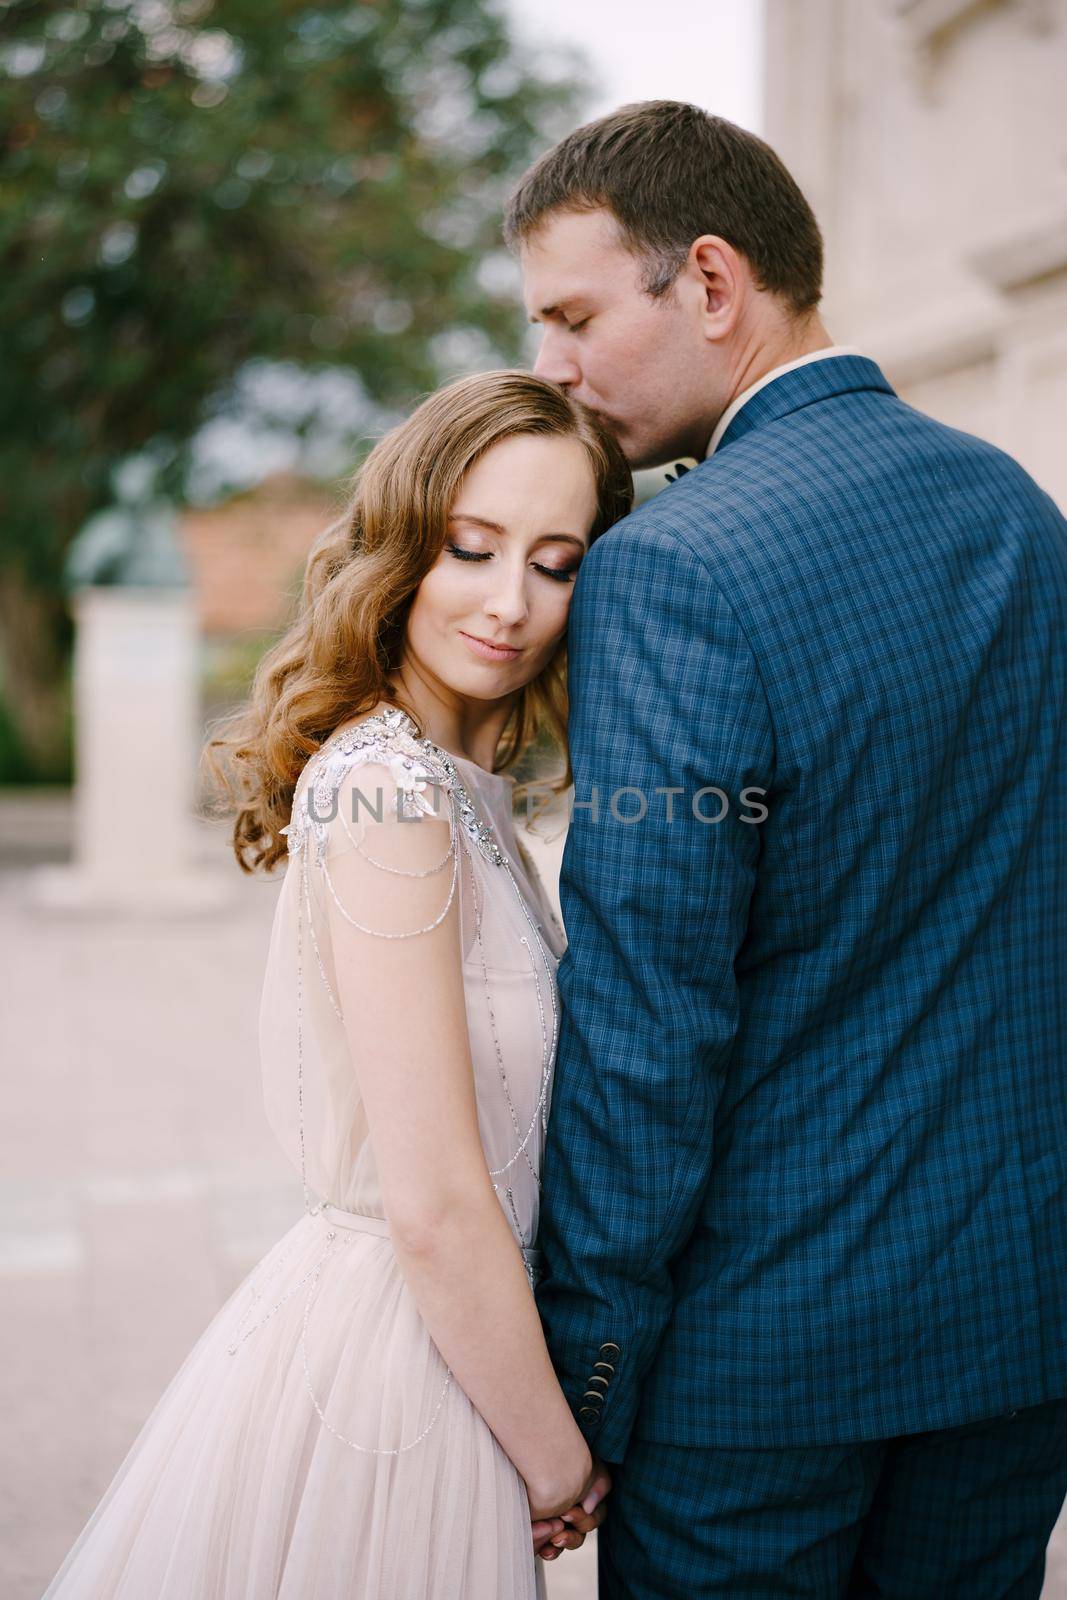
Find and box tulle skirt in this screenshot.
[41,1207,545,1599]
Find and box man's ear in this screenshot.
[688,234,744,339]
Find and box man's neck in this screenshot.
[697,316,852,460]
[723,312,834,416]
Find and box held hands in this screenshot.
[530,1458,612,1562]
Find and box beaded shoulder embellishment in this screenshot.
[280,707,506,868]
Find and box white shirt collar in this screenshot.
[704,345,864,459]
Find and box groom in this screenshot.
[505,102,1067,1596]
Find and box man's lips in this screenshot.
[459,631,522,661]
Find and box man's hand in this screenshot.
[531,1459,612,1561]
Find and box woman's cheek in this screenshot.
[419,564,471,616]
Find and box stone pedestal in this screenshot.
[27,586,233,916]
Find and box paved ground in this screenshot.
[1,795,1061,1599]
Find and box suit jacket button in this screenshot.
[578,1405,599,1418]
[600,1342,621,1358]
[593,1361,615,1375]
[587,1376,609,1391]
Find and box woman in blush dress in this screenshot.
[41,370,633,1599]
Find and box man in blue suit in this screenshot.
[504,102,1067,1596]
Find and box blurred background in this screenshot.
[2,1,1065,1595]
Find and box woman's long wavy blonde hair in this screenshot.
[201,369,634,874]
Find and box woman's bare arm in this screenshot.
[323,764,592,1517]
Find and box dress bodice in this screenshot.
[258,708,566,1259]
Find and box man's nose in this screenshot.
[532,331,580,389]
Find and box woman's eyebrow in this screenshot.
[447,513,586,551]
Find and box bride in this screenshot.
[40,369,633,1599]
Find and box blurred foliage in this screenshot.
[0,0,584,779]
[0,685,48,782]
[200,628,282,714]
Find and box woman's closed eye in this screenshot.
[445,543,579,584]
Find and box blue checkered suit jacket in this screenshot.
[534,354,1067,1459]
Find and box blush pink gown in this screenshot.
[42,708,567,1599]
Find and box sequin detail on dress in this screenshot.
[280,706,506,869]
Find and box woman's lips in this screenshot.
[459,632,522,662]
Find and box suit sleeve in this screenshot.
[534,518,775,1462]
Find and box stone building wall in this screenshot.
[763,0,1067,508]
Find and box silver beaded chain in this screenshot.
[226,709,559,1457]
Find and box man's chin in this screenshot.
[598,420,646,470]
[623,429,707,471]
[590,413,687,472]
[627,443,684,472]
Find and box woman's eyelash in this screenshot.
[445,544,492,565]
[445,543,578,583]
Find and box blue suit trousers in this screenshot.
[599,1399,1067,1598]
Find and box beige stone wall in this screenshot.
[764,0,1067,508]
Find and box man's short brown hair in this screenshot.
[503,100,823,315]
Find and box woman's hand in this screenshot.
[526,1439,593,1526]
[531,1459,612,1560]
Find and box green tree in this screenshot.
[0,0,583,778]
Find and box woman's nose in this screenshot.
[485,566,529,625]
